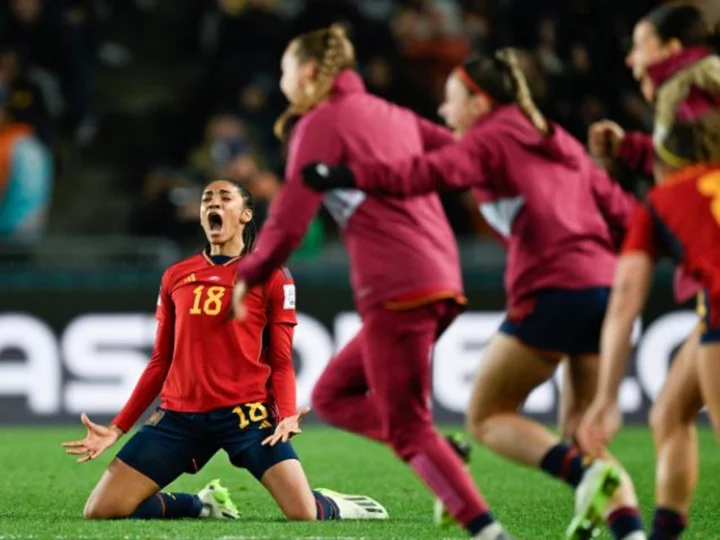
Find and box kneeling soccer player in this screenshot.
[62,179,388,523]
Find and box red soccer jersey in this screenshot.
[622,164,720,310]
[112,252,298,433]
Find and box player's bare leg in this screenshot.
[697,341,720,437]
[261,460,319,520]
[466,334,565,464]
[649,327,702,538]
[84,459,160,518]
[564,353,642,538]
[260,459,388,520]
[84,458,237,520]
[465,334,642,539]
[560,355,600,441]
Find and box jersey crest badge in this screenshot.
[283,284,296,310]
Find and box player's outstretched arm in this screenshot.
[302,135,492,198]
[589,163,635,247]
[234,112,339,296]
[578,251,653,457]
[61,413,122,463]
[262,407,311,447]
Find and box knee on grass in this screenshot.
[83,497,136,519]
[282,504,318,521]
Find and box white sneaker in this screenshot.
[473,521,514,539]
[314,488,389,520]
[434,497,454,527]
[197,479,239,519]
[621,532,648,540]
[566,460,621,539]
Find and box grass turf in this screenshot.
[0,427,718,538]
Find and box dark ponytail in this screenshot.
[710,24,720,53]
[229,180,257,256]
[645,3,714,48]
[459,48,549,135]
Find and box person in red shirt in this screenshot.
[61,179,388,523]
[301,49,646,539]
[578,8,720,538]
[230,24,511,539]
[588,12,710,538]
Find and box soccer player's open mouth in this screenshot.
[208,212,223,232]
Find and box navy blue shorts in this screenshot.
[698,290,720,344]
[499,288,610,357]
[116,402,298,488]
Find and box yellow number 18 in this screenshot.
[698,171,720,225]
[189,285,225,316]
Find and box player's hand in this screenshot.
[301,162,356,192]
[588,120,625,162]
[577,398,622,458]
[262,407,311,446]
[61,413,122,463]
[232,281,248,321]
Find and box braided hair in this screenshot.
[459,48,549,135]
[274,24,357,139]
[654,55,720,167]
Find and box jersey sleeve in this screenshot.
[589,163,635,247]
[265,323,296,420]
[266,268,298,326]
[264,268,297,420]
[416,115,454,151]
[621,203,658,259]
[617,132,654,176]
[349,129,497,197]
[111,271,175,432]
[235,112,343,287]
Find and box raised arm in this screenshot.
[617,132,655,176]
[588,121,654,177]
[589,163,636,248]
[235,114,343,287]
[112,273,175,433]
[349,131,497,197]
[416,115,455,151]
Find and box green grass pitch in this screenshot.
[0,427,718,538]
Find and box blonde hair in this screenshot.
[654,55,720,167]
[274,24,356,139]
[496,48,549,135]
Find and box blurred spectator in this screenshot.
[391,1,471,103]
[187,113,259,183]
[459,0,491,54]
[131,166,202,243]
[290,0,396,64]
[0,88,53,244]
[0,44,50,143]
[204,0,288,107]
[1,0,95,138]
[536,17,564,76]
[25,0,694,246]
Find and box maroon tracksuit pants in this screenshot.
[312,301,489,527]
